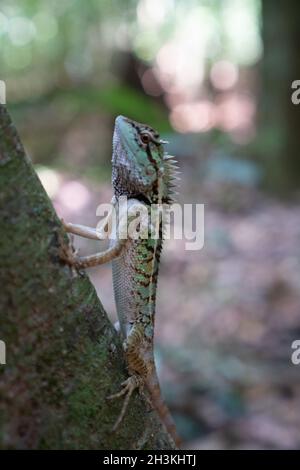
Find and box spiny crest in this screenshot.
[162,153,180,204]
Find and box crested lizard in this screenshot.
[60,115,181,447]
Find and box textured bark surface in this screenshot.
[0,105,175,450]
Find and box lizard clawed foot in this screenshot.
[60,218,76,236]
[60,218,68,230]
[58,232,79,267]
[107,375,143,432]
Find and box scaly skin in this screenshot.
[60,115,181,447]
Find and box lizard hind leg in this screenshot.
[107,323,147,431]
[107,374,143,432]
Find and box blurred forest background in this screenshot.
[2,0,300,449]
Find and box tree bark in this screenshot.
[259,0,300,193]
[0,104,175,450]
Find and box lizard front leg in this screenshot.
[62,196,116,241]
[60,237,127,268]
[59,198,128,268]
[62,221,106,240]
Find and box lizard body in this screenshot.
[61,115,180,447]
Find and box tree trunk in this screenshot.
[0,104,175,450]
[259,0,300,193]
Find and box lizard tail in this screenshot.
[146,372,181,448]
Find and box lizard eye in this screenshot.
[140,133,151,144]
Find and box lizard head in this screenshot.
[112,115,178,204]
